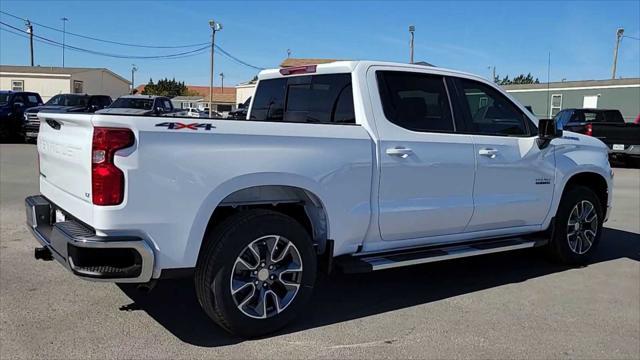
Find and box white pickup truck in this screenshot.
[26,61,613,337]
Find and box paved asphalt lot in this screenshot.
[1,143,639,359]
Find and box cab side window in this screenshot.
[459,79,529,136]
[376,71,454,132]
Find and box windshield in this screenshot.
[45,94,89,107]
[110,98,154,110]
[0,93,11,105]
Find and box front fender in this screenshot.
[543,137,613,229]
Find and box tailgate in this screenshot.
[37,112,93,203]
[592,123,640,146]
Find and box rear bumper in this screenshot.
[25,195,154,283]
[608,144,640,157]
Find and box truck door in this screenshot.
[453,77,555,232]
[369,68,476,241]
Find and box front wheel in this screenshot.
[548,186,603,264]
[195,209,317,337]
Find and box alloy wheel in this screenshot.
[566,200,598,255]
[229,235,303,319]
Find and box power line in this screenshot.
[0,21,210,59]
[622,35,640,41]
[0,10,208,49]
[215,44,265,70]
[0,10,267,69]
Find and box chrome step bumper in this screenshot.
[25,195,154,283]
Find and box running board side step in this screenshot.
[335,238,541,274]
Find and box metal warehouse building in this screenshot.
[503,78,640,122]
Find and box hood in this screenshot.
[558,130,609,150]
[25,105,86,113]
[95,108,153,115]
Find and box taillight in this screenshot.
[585,123,593,136]
[92,127,134,206]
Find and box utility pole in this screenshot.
[61,17,69,67]
[25,20,34,66]
[409,25,415,64]
[611,28,624,79]
[131,64,138,93]
[219,72,224,93]
[208,19,222,118]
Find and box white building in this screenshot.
[0,65,130,102]
[236,81,257,105]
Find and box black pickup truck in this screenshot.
[0,90,43,141]
[555,108,640,166]
[23,93,112,142]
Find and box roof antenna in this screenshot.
[545,51,551,118]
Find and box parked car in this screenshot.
[200,107,223,118]
[96,95,175,116]
[0,90,43,141]
[23,94,112,142]
[554,108,640,166]
[185,107,203,118]
[227,97,251,119]
[26,61,613,338]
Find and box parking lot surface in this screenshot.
[1,143,639,359]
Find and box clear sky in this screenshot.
[1,1,639,87]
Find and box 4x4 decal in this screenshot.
[155,122,215,130]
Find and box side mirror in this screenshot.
[13,102,24,109]
[537,118,563,149]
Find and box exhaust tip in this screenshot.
[34,247,53,261]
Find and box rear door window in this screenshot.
[250,74,355,124]
[376,71,454,132]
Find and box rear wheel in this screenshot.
[195,209,317,337]
[548,186,603,264]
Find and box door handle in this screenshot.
[478,148,499,158]
[386,147,413,158]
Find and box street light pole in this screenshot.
[611,28,624,79]
[131,64,138,94]
[61,17,69,67]
[208,19,222,118]
[409,25,415,64]
[219,72,224,93]
[26,20,34,66]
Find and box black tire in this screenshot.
[194,209,317,338]
[547,186,603,264]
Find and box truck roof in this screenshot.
[258,60,486,82]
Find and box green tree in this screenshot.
[141,77,190,97]
[494,73,540,85]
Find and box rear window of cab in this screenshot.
[250,74,355,124]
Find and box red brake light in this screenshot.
[585,123,593,136]
[279,65,317,76]
[92,127,134,206]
